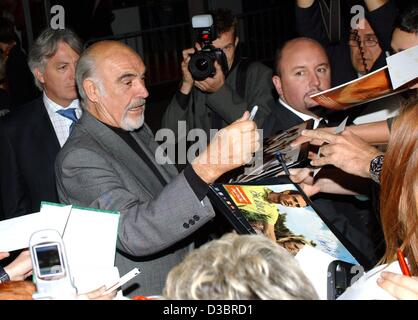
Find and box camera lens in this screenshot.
[188,51,215,81]
[195,58,209,71]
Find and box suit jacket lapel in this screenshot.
[31,98,60,161]
[263,100,304,137]
[273,101,304,129]
[130,124,178,183]
[79,112,174,196]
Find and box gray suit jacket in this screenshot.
[55,111,216,297]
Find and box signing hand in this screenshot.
[193,111,260,183]
[377,271,418,299]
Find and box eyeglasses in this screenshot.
[348,34,379,47]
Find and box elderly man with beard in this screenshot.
[55,41,260,297]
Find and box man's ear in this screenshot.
[34,68,45,85]
[272,75,284,97]
[234,36,239,47]
[83,79,101,104]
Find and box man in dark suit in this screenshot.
[55,40,259,296]
[263,37,385,268]
[0,28,83,220]
[263,37,332,137]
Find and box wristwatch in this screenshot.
[370,155,384,184]
[0,266,10,283]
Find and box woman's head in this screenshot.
[163,233,318,300]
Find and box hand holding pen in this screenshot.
[397,248,411,277]
[377,251,418,299]
[249,105,258,121]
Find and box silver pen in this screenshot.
[249,105,258,121]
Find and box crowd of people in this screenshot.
[0,0,417,300]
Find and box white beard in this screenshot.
[120,103,146,131]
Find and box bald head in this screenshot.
[86,40,139,62]
[272,37,330,117]
[76,40,148,130]
[76,41,143,105]
[274,38,328,76]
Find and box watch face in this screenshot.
[370,155,384,183]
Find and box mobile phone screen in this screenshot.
[35,243,64,277]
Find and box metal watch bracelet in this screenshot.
[0,266,10,283]
[370,154,384,184]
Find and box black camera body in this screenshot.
[188,14,229,81]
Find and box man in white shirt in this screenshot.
[263,37,331,137]
[0,28,83,220]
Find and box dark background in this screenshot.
[0,0,414,132]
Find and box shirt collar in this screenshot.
[43,92,81,113]
[278,98,324,128]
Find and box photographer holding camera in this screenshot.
[162,9,274,141]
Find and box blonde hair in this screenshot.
[163,233,318,300]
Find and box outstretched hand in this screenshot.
[299,128,382,178]
[281,168,321,197]
[377,271,418,299]
[0,252,10,260]
[4,250,33,281]
[77,285,117,300]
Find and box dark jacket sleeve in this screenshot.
[205,61,273,128]
[366,0,398,55]
[295,1,357,86]
[295,1,330,46]
[0,121,32,219]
